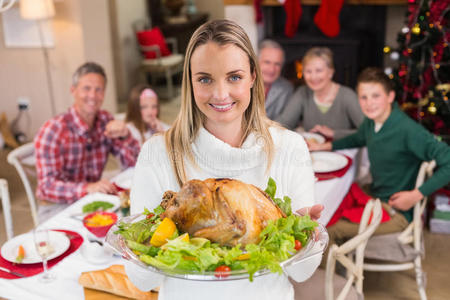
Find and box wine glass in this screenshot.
[33,227,56,283]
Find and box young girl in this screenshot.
[126,20,323,300]
[125,84,169,145]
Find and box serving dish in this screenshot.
[105,214,328,281]
[83,211,118,238]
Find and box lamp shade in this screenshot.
[20,0,55,20]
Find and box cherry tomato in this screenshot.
[146,213,155,219]
[294,240,302,251]
[214,265,231,278]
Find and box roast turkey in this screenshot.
[160,178,285,247]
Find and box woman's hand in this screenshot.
[105,120,129,138]
[296,204,324,221]
[310,125,334,139]
[388,188,424,211]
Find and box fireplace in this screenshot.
[263,5,387,88]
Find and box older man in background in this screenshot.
[258,39,293,120]
[34,62,140,216]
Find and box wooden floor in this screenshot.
[1,93,449,299]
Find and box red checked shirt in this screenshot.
[34,107,140,203]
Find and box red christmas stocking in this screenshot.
[283,0,302,38]
[314,0,344,38]
[254,0,263,23]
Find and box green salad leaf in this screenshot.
[115,205,165,243]
[82,201,114,213]
[265,178,292,216]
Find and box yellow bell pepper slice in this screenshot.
[236,253,251,261]
[150,218,177,247]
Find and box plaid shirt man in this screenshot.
[35,107,140,203]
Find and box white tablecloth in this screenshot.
[315,149,358,225]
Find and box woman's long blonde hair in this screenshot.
[165,19,276,186]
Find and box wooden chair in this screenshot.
[363,161,436,300]
[133,20,184,99]
[0,179,13,240]
[7,142,39,227]
[293,199,383,300]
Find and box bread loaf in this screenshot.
[78,265,158,300]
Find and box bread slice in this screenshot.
[79,265,158,300]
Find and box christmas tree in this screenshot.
[386,0,450,140]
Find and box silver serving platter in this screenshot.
[105,214,328,281]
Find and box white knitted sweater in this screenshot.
[127,126,316,300]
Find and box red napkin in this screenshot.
[315,155,352,181]
[436,187,450,198]
[327,183,391,227]
[0,230,83,280]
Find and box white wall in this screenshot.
[79,0,117,114]
[196,0,224,20]
[224,5,258,52]
[0,0,117,139]
[111,0,148,105]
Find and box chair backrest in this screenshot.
[397,160,435,246]
[7,142,38,227]
[132,19,150,33]
[325,199,383,300]
[0,178,13,240]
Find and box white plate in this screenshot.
[310,151,348,173]
[77,193,121,215]
[1,231,70,264]
[301,132,326,144]
[112,167,134,190]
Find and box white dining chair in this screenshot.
[363,160,436,300]
[292,199,383,300]
[0,178,13,240]
[133,19,184,99]
[7,142,39,227]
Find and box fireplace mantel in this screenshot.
[224,0,406,5]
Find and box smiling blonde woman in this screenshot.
[127,19,323,300]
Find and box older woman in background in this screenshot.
[276,47,363,140]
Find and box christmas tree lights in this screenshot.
[385,0,450,139]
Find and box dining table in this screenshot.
[314,148,358,225]
[0,148,357,299]
[0,194,124,300]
